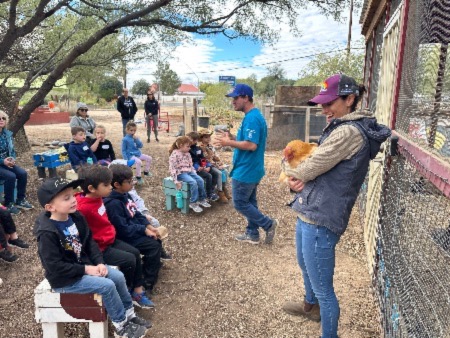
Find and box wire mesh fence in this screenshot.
[365,0,450,337]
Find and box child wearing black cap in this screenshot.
[34,177,150,338]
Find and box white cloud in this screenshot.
[127,5,363,87]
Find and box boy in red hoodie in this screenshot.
[76,165,154,308]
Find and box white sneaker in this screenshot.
[189,202,203,213]
[198,199,211,208]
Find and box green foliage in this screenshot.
[202,82,239,125]
[236,74,258,91]
[295,46,365,86]
[99,77,123,101]
[153,61,181,95]
[132,79,151,96]
[256,64,295,97]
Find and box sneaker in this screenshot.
[0,248,18,263]
[131,291,155,309]
[155,137,159,142]
[198,199,211,208]
[5,203,20,215]
[208,193,220,202]
[15,199,33,210]
[135,177,144,186]
[189,202,203,213]
[143,171,152,177]
[114,321,147,338]
[265,219,278,244]
[147,138,150,143]
[130,316,152,329]
[8,238,29,249]
[235,233,259,245]
[160,247,173,261]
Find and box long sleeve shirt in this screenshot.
[168,149,195,184]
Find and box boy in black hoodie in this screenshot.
[104,164,162,292]
[34,177,150,338]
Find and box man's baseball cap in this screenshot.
[37,177,84,207]
[225,84,253,98]
[308,74,359,106]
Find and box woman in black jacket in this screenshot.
[144,93,159,143]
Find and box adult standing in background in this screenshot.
[214,84,278,245]
[144,93,160,143]
[281,74,391,338]
[69,102,96,145]
[117,88,137,136]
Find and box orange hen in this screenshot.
[279,140,317,184]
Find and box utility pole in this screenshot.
[346,0,354,58]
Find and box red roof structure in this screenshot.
[177,84,199,94]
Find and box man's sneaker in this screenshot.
[143,171,152,177]
[147,138,150,143]
[235,233,259,245]
[131,291,155,309]
[198,199,211,208]
[114,321,147,338]
[265,219,278,244]
[130,316,152,329]
[189,202,203,213]
[160,247,173,261]
[8,238,29,249]
[15,199,33,210]
[0,248,18,263]
[5,203,20,215]
[208,193,220,202]
[155,137,159,142]
[135,177,144,186]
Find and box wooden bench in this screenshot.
[163,177,190,214]
[34,279,108,338]
[33,148,70,179]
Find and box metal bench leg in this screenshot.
[42,322,64,338]
[48,168,57,178]
[89,321,108,338]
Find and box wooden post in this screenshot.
[305,107,311,142]
[193,98,198,132]
[183,98,192,134]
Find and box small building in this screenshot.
[162,84,205,103]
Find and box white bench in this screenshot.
[34,279,108,338]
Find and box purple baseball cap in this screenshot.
[225,84,253,98]
[308,74,359,106]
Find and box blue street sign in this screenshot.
[219,76,236,87]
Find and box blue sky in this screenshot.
[128,5,363,88]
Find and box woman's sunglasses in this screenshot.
[79,109,88,112]
[0,117,6,121]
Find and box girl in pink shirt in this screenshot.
[168,136,210,213]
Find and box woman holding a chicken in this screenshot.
[281,74,391,338]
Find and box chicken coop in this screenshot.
[359,0,450,336]
[265,85,325,150]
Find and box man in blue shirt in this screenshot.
[214,84,278,245]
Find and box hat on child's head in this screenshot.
[37,177,84,207]
[108,159,136,167]
[76,102,88,110]
[198,128,212,136]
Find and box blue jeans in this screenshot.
[0,164,27,205]
[296,218,341,338]
[232,179,272,238]
[177,172,206,203]
[52,266,132,324]
[122,118,132,136]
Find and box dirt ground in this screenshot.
[0,110,380,338]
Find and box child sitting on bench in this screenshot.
[34,177,150,338]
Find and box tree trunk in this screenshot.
[14,127,31,153]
